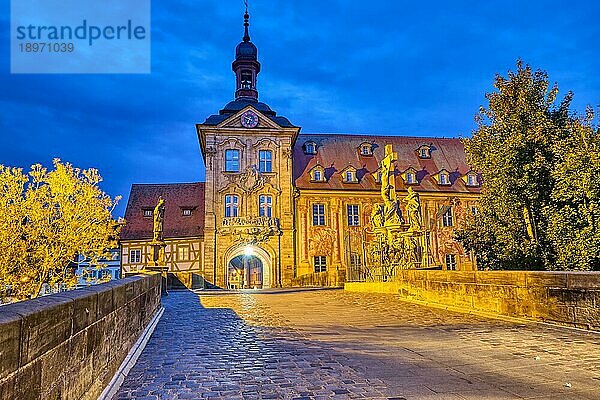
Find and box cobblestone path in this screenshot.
[114,289,600,400]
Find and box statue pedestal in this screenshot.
[146,265,169,295]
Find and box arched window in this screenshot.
[303,141,317,155]
[241,70,252,89]
[467,173,478,186]
[439,171,450,185]
[259,195,272,217]
[259,150,273,173]
[344,169,357,183]
[225,195,239,217]
[311,166,325,182]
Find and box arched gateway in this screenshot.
[224,245,272,289]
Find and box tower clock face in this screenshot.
[240,110,259,128]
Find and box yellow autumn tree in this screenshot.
[0,159,120,301]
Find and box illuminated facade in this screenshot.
[120,12,480,288]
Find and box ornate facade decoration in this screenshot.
[366,146,431,280]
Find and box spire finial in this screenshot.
[243,1,250,42]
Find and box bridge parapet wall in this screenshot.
[0,273,161,400]
[345,270,600,330]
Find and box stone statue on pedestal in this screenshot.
[152,197,166,266]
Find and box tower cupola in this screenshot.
[232,9,261,100]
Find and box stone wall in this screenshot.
[0,273,161,400]
[292,270,345,288]
[345,270,600,330]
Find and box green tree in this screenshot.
[0,159,121,301]
[545,109,600,270]
[457,60,575,270]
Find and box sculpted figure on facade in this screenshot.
[380,144,404,226]
[404,187,422,232]
[239,165,264,192]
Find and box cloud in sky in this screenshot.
[1,0,599,216]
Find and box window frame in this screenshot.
[311,167,325,182]
[259,194,273,218]
[439,172,450,185]
[258,150,273,173]
[445,254,457,270]
[225,149,240,172]
[182,208,192,217]
[312,203,326,226]
[442,207,453,227]
[304,141,317,155]
[347,204,360,226]
[129,249,142,264]
[177,245,191,262]
[225,194,239,218]
[314,256,327,273]
[467,173,478,186]
[143,209,153,217]
[406,171,416,184]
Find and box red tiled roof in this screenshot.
[293,134,480,193]
[120,183,205,241]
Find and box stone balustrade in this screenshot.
[0,273,162,400]
[345,270,600,330]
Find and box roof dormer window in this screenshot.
[403,168,418,185]
[143,209,153,217]
[358,143,373,156]
[439,171,451,185]
[182,208,193,216]
[310,165,325,182]
[303,141,317,155]
[342,168,358,183]
[466,173,478,187]
[417,145,432,159]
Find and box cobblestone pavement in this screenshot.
[114,289,600,400]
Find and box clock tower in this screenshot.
[196,9,300,288]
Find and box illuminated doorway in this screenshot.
[227,254,263,289]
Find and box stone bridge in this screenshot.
[1,275,600,400]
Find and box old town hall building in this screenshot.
[120,12,481,288]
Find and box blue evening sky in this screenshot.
[1,0,599,217]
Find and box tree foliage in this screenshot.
[457,61,600,271]
[0,159,121,300]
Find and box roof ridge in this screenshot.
[298,133,462,141]
[131,182,204,186]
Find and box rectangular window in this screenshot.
[225,195,239,217]
[258,150,273,173]
[130,249,141,264]
[471,206,478,215]
[350,253,362,268]
[445,254,457,270]
[312,204,325,226]
[259,195,273,217]
[143,209,153,217]
[407,173,416,184]
[442,207,453,227]
[177,245,190,262]
[347,204,360,226]
[225,149,240,172]
[314,256,327,273]
[182,209,192,216]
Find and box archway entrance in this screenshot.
[228,254,263,289]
